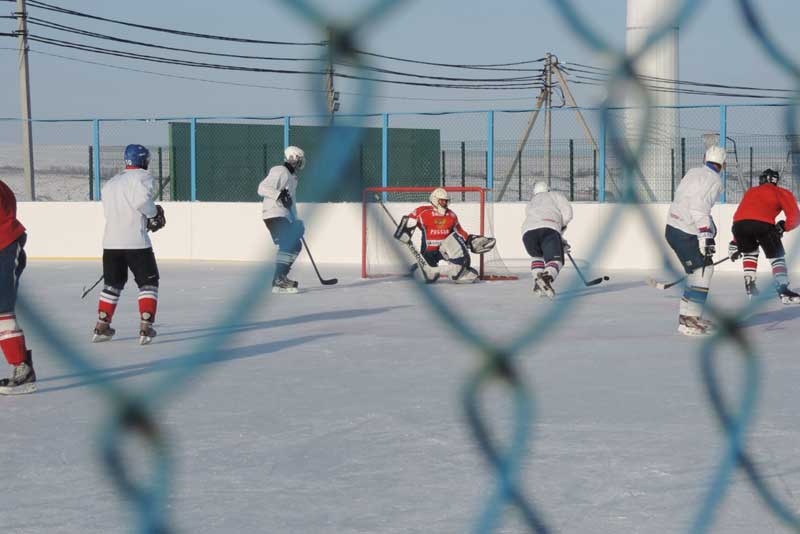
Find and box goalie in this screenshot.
[393,188,495,283]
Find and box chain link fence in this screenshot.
[2,104,798,204]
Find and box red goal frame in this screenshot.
[361,186,516,280]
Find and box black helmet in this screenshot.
[758,168,780,185]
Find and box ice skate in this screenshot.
[535,272,555,299]
[678,315,712,336]
[0,354,37,395]
[696,317,717,334]
[139,322,157,345]
[92,320,116,343]
[744,276,759,299]
[272,274,299,294]
[777,284,800,305]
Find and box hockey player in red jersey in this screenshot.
[729,168,800,303]
[0,179,36,394]
[393,188,495,283]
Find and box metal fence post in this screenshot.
[158,147,163,201]
[569,139,574,201]
[681,137,686,179]
[598,114,606,202]
[190,117,197,202]
[88,145,93,200]
[441,150,446,187]
[592,149,597,201]
[671,148,675,201]
[720,104,727,203]
[460,141,466,201]
[749,146,753,186]
[92,119,101,200]
[283,116,290,149]
[487,111,494,197]
[518,150,522,201]
[381,113,388,202]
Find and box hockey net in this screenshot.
[362,186,517,280]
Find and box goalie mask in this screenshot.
[429,187,450,215]
[284,146,306,171]
[759,168,780,185]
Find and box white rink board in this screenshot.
[15,201,800,273]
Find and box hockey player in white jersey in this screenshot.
[664,145,725,336]
[258,146,305,294]
[93,144,165,345]
[521,181,573,298]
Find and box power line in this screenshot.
[0,47,545,103]
[26,0,327,46]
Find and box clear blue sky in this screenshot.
[0,0,798,119]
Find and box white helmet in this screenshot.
[533,181,550,195]
[284,146,305,170]
[705,145,726,166]
[429,187,449,215]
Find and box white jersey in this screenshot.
[667,165,722,236]
[258,164,298,220]
[101,168,158,249]
[521,190,573,235]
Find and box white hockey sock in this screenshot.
[680,265,713,317]
[770,257,789,287]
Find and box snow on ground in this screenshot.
[3,260,800,533]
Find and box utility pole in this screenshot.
[16,0,35,200]
[543,53,552,187]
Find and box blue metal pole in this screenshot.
[487,111,494,197]
[382,113,388,202]
[598,113,606,203]
[190,117,197,202]
[283,116,290,149]
[720,105,727,203]
[92,119,101,200]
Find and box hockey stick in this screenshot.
[566,252,609,287]
[81,274,104,299]
[372,194,439,282]
[646,256,731,290]
[300,236,338,285]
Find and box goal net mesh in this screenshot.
[362,187,517,280]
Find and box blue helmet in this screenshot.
[124,144,150,169]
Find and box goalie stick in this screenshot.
[646,256,730,290]
[566,252,609,287]
[373,193,439,283]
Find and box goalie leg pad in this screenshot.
[439,233,471,280]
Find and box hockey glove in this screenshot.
[146,205,166,233]
[394,216,414,244]
[698,234,715,257]
[562,239,572,256]
[728,240,741,262]
[776,220,786,238]
[277,188,293,209]
[466,234,496,254]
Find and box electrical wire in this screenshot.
[26,0,326,46]
[1,47,546,103]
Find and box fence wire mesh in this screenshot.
[3,0,800,533]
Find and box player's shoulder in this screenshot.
[413,205,434,214]
[268,164,290,177]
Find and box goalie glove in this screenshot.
[393,216,414,244]
[146,205,166,233]
[277,188,293,209]
[466,234,496,254]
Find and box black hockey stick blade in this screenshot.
[81,274,104,299]
[584,276,609,287]
[320,277,338,285]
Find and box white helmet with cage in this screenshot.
[429,187,450,215]
[533,181,550,195]
[284,146,306,170]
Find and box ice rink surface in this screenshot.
[3,260,800,533]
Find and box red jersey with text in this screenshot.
[408,205,469,251]
[0,180,25,250]
[733,183,800,232]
